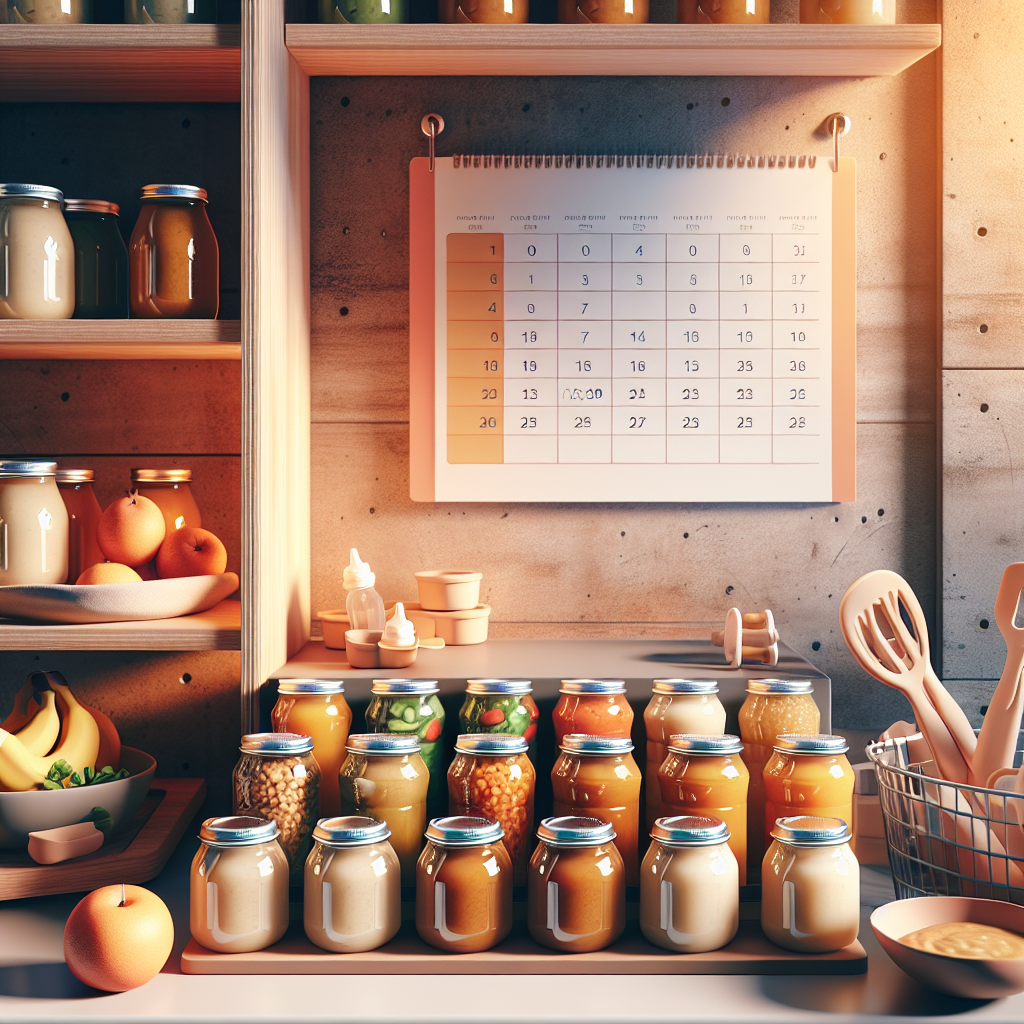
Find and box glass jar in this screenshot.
[528,815,625,952]
[0,185,74,320]
[338,734,429,886]
[460,678,539,765]
[558,0,646,21]
[366,678,446,820]
[56,468,103,584]
[739,678,820,881]
[551,734,641,885]
[443,0,527,20]
[552,679,633,746]
[63,200,128,319]
[321,0,407,21]
[800,0,894,23]
[130,468,202,535]
[679,0,769,22]
[304,816,401,953]
[272,679,352,819]
[644,679,726,830]
[448,733,536,885]
[1,0,91,22]
[0,461,69,586]
[761,815,860,953]
[232,733,321,884]
[640,814,739,953]
[657,734,749,885]
[189,816,290,954]
[124,0,217,23]
[129,184,219,319]
[416,816,513,953]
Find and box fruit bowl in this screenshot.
[0,746,156,849]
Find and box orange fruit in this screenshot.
[75,563,142,586]
[97,491,166,567]
[156,526,227,579]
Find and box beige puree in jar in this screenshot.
[0,462,69,585]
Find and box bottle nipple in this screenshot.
[381,602,416,648]
[343,547,375,591]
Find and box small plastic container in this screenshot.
[343,548,386,632]
[414,570,482,611]
[679,0,769,22]
[553,679,633,746]
[63,200,128,319]
[345,628,383,667]
[404,603,491,645]
[130,468,202,536]
[55,468,104,584]
[800,0,894,23]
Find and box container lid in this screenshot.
[774,734,849,755]
[239,732,313,756]
[140,184,208,203]
[560,734,634,755]
[667,734,743,756]
[653,678,719,694]
[0,183,63,202]
[276,678,345,696]
[745,678,814,695]
[63,199,119,216]
[0,461,57,479]
[425,816,504,847]
[345,733,420,755]
[313,815,391,847]
[559,679,626,695]
[466,678,532,695]
[200,815,279,847]
[370,678,438,695]
[651,814,730,847]
[343,547,375,590]
[770,815,852,847]
[455,734,528,756]
[55,468,94,484]
[537,815,616,847]
[131,468,192,483]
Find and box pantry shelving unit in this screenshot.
[0,320,241,360]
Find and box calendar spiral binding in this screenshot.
[451,152,818,170]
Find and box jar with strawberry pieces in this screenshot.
[459,679,539,765]
[552,679,633,746]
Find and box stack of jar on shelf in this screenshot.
[0,183,219,321]
[195,675,861,958]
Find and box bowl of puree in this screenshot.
[871,896,1024,999]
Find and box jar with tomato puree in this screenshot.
[553,679,633,746]
[657,734,749,885]
[460,679,539,765]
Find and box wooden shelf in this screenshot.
[285,23,941,77]
[0,320,241,360]
[0,24,240,102]
[0,598,241,651]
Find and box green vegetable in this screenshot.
[402,706,417,724]
[386,719,420,733]
[43,761,129,790]
[80,806,113,834]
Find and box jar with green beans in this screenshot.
[459,679,539,765]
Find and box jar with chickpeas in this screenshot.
[448,734,535,884]
[233,733,321,884]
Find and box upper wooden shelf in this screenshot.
[0,320,241,360]
[0,24,240,102]
[285,23,941,77]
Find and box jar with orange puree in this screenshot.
[553,679,633,745]
[131,468,202,536]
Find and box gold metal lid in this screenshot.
[63,199,120,216]
[55,468,94,484]
[131,468,192,484]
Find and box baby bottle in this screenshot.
[344,548,387,631]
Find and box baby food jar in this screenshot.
[762,815,860,953]
[679,0,768,22]
[304,816,401,953]
[551,734,642,885]
[1,0,91,24]
[129,184,219,319]
[528,815,625,952]
[339,733,429,886]
[460,678,540,765]
[0,461,69,586]
[416,816,513,953]
[0,184,74,320]
[233,733,321,884]
[644,679,726,830]
[558,0,646,21]
[448,733,536,884]
[272,679,352,818]
[190,815,290,953]
[800,0,894,23]
[553,679,633,746]
[640,814,739,953]
[441,0,527,21]
[130,468,202,536]
[125,0,217,21]
[321,0,407,21]
[55,468,103,584]
[657,734,749,885]
[63,200,128,319]
[763,734,854,852]
[366,679,446,820]
[739,678,820,880]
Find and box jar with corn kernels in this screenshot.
[447,734,535,884]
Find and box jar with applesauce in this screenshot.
[528,815,625,952]
[304,816,401,953]
[416,816,513,953]
[556,0,645,22]
[272,679,352,818]
[63,200,128,319]
[640,815,739,953]
[56,469,103,584]
[553,679,634,746]
[130,468,202,536]
[0,185,75,320]
[800,0,893,23]
[761,815,860,953]
[190,816,290,953]
[338,734,429,886]
[644,679,726,830]
[679,0,768,22]
[739,678,820,882]
[0,461,69,586]
[657,734,749,885]
[129,184,219,319]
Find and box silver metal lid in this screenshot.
[131,468,192,483]
[370,678,439,695]
[0,184,63,202]
[140,184,208,203]
[276,678,345,696]
[239,732,313,756]
[560,734,634,755]
[55,468,94,484]
[63,199,119,216]
[746,678,814,695]
[667,734,744,756]
[0,461,57,478]
[537,815,616,847]
[653,678,720,694]
[313,815,391,847]
[426,816,504,847]
[200,815,279,847]
[770,815,852,847]
[774,734,849,755]
[455,734,528,756]
[465,678,532,695]
[345,733,420,755]
[559,679,626,695]
[651,814,730,847]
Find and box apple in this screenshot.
[155,526,228,579]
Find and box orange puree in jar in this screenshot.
[553,679,633,745]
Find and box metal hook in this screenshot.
[421,113,445,173]
[825,112,852,173]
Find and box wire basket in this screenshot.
[868,737,1024,904]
